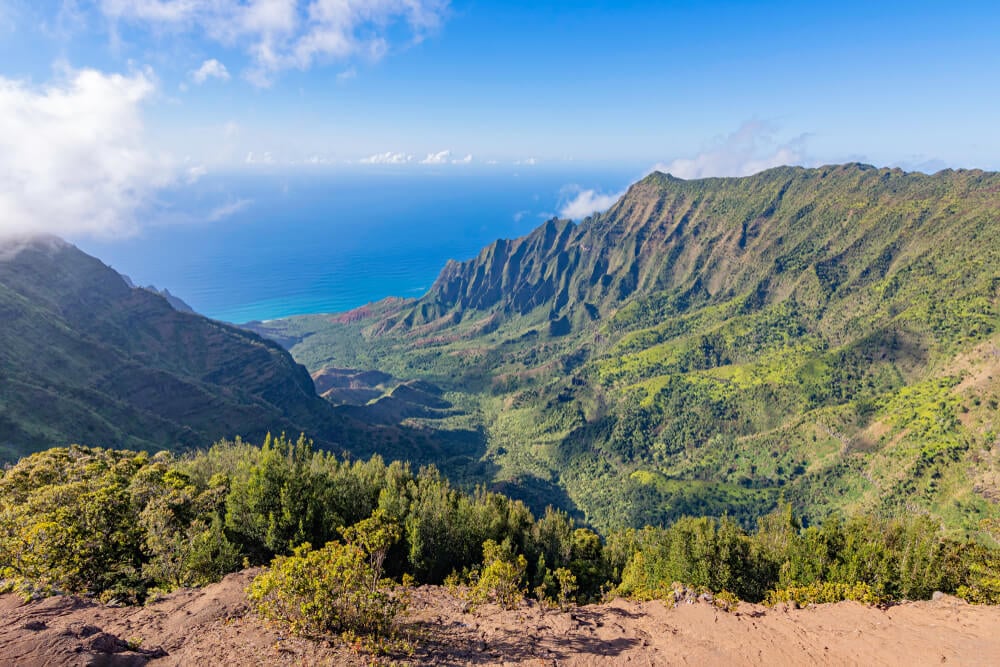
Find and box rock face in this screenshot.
[0,235,344,459]
[391,164,1000,337]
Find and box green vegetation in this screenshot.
[0,237,450,467]
[249,164,1000,536]
[612,505,971,604]
[956,519,1000,604]
[463,539,528,610]
[0,436,606,607]
[4,165,1000,651]
[2,440,999,619]
[0,237,342,459]
[248,540,407,639]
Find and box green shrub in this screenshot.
[554,567,578,610]
[714,589,740,611]
[248,541,407,638]
[957,520,1000,604]
[765,581,886,606]
[467,540,527,610]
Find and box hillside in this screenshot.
[249,164,1000,534]
[0,236,470,465]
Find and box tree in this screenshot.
[341,508,402,593]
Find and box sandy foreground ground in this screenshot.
[1,569,998,666]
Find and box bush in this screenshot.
[957,520,1000,604]
[554,567,578,610]
[765,581,886,606]
[713,589,740,611]
[467,540,527,610]
[248,541,407,638]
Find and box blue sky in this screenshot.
[1,1,998,237]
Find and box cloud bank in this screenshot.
[100,0,450,85]
[420,150,450,164]
[0,66,173,239]
[558,186,624,220]
[361,151,413,164]
[362,150,472,165]
[652,121,809,179]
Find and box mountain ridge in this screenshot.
[390,164,998,336]
[250,163,1000,532]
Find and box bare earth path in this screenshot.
[1,570,998,666]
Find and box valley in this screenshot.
[249,164,1000,535]
[4,3,1000,663]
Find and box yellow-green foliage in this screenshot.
[957,519,1000,604]
[340,509,402,594]
[713,589,739,611]
[554,567,578,610]
[613,505,978,606]
[4,440,1000,615]
[0,446,239,602]
[466,539,527,610]
[766,582,885,606]
[248,541,407,638]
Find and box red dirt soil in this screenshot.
[1,569,998,666]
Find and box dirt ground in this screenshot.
[1,569,999,666]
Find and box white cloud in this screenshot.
[100,0,199,23]
[558,186,624,220]
[245,150,274,164]
[651,120,809,179]
[0,66,174,239]
[514,157,537,165]
[336,66,357,82]
[420,149,450,164]
[99,0,450,85]
[361,151,412,164]
[206,198,252,222]
[185,164,208,182]
[452,153,472,164]
[191,58,230,83]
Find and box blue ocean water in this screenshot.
[73,165,641,323]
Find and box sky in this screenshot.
[1,0,999,237]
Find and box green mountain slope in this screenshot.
[250,164,1000,534]
[0,236,483,467]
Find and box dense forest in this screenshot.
[2,436,998,645]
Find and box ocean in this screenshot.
[73,165,640,323]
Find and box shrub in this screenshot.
[467,540,527,610]
[765,581,886,606]
[248,541,407,638]
[340,508,402,593]
[554,567,578,610]
[957,520,1000,604]
[714,589,740,611]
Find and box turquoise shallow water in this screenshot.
[74,165,639,323]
